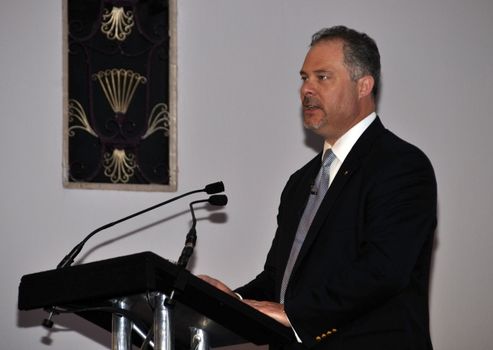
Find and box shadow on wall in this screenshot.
[74,207,227,266]
[15,206,228,348]
[17,309,110,348]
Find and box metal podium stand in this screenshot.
[18,252,293,350]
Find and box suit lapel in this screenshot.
[288,117,387,281]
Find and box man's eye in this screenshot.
[318,74,329,80]
[300,76,308,81]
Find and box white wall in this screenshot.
[1,0,493,349]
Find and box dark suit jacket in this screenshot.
[236,118,437,350]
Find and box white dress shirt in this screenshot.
[322,112,377,188]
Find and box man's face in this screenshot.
[300,40,364,144]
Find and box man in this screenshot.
[202,26,436,349]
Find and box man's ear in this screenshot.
[357,75,375,98]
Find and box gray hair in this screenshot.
[311,26,381,99]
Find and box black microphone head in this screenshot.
[204,181,225,194]
[208,194,228,206]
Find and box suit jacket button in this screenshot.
[316,336,321,342]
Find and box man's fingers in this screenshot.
[197,274,237,298]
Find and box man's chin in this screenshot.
[303,122,319,131]
[303,117,324,131]
[303,112,327,128]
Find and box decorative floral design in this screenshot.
[92,69,147,114]
[103,149,136,183]
[68,99,97,137]
[142,103,170,139]
[66,0,175,189]
[101,6,135,41]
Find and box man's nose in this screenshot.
[300,79,315,97]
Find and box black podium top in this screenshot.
[18,252,293,348]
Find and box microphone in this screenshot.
[56,181,225,269]
[204,182,225,194]
[44,183,225,330]
[207,194,228,206]
[310,181,318,195]
[176,195,228,268]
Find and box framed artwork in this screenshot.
[63,0,177,191]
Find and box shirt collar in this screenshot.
[323,112,377,163]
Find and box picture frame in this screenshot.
[62,0,177,191]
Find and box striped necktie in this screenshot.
[279,149,336,303]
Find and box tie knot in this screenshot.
[322,149,336,168]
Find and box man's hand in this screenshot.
[197,274,238,299]
[243,300,291,327]
[199,275,291,328]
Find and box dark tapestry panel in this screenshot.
[63,0,177,191]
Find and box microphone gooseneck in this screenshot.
[47,182,226,331]
[176,195,228,268]
[56,181,225,269]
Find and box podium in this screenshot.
[18,252,293,349]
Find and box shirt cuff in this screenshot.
[285,311,302,343]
